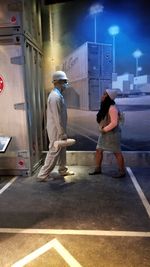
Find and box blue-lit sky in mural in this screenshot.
[54,0,150,75]
[43,0,150,152]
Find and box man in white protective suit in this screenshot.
[37,71,74,182]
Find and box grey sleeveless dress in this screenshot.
[96,113,121,152]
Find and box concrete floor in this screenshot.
[0,166,150,267]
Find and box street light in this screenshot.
[137,66,142,72]
[89,3,104,43]
[132,49,143,76]
[108,25,120,73]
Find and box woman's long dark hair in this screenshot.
[96,95,115,123]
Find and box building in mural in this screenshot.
[62,42,112,111]
[112,74,150,95]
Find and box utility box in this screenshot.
[0,0,46,176]
[62,42,112,110]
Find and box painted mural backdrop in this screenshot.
[43,0,150,151]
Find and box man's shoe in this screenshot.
[89,169,101,175]
[37,176,49,182]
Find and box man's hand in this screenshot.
[60,133,67,140]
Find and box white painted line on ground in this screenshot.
[52,239,82,267]
[127,167,150,218]
[11,238,82,267]
[0,228,150,237]
[0,176,18,195]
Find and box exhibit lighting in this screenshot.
[108,25,120,73]
[89,3,104,43]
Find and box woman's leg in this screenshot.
[113,152,126,177]
[89,149,103,175]
[96,149,103,169]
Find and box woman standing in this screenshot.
[89,89,126,178]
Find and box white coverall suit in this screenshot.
[38,88,67,179]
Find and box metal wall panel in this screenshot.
[0,0,42,48]
[0,36,45,175]
[24,40,45,169]
[0,0,22,31]
[0,1,45,176]
[0,37,27,147]
[23,0,42,47]
[0,36,29,174]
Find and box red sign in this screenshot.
[0,76,4,93]
[10,16,17,24]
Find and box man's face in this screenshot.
[59,80,69,91]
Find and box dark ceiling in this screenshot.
[44,0,73,4]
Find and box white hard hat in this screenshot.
[52,71,68,81]
[106,89,118,100]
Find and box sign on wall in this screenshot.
[0,76,4,93]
